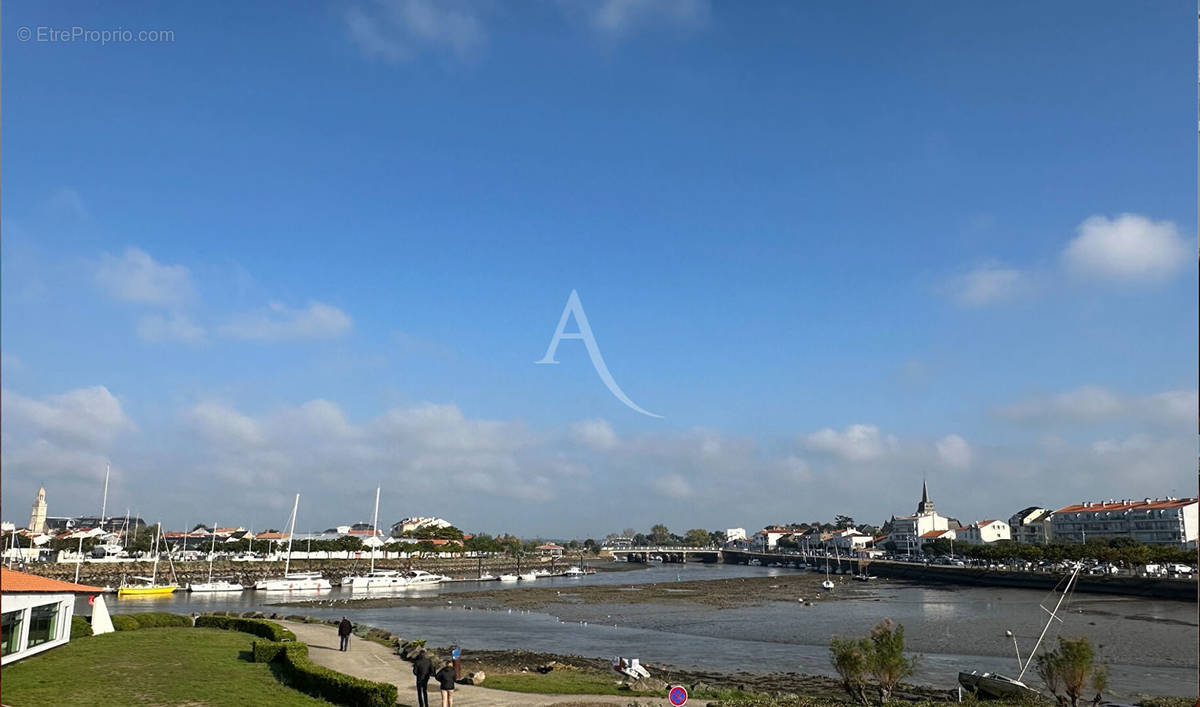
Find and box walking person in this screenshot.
[337,616,353,652]
[435,659,457,707]
[412,649,434,707]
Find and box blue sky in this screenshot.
[2,1,1195,536]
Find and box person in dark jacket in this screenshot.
[435,659,457,707]
[337,617,353,652]
[412,650,434,707]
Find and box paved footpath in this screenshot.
[279,621,673,707]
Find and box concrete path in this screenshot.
[279,621,672,707]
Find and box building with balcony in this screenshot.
[1009,507,1053,544]
[957,519,1011,545]
[1050,498,1198,547]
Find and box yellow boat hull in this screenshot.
[117,585,179,597]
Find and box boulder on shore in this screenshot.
[627,677,668,693]
[459,671,485,685]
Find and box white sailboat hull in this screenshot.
[189,581,245,593]
[255,572,330,591]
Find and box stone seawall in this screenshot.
[721,551,1196,601]
[22,555,586,587]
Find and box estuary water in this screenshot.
[92,563,1197,698]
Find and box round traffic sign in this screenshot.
[668,684,688,705]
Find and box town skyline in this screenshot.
[3,2,1195,535]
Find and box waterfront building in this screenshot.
[887,481,950,554]
[1050,498,1198,547]
[1008,507,1053,544]
[830,528,872,551]
[28,489,47,535]
[956,519,1011,545]
[755,527,795,549]
[1,569,104,665]
[725,528,747,543]
[535,542,565,557]
[918,528,956,547]
[389,517,453,536]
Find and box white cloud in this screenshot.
[571,418,619,451]
[585,0,709,35]
[997,385,1195,427]
[220,301,352,341]
[186,402,264,448]
[935,434,972,469]
[946,262,1029,306]
[2,386,132,447]
[651,473,693,499]
[137,313,206,343]
[345,0,485,63]
[1,386,132,497]
[804,424,895,462]
[95,247,194,307]
[1062,214,1189,282]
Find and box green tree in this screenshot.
[868,619,917,703]
[834,515,855,529]
[684,529,712,546]
[649,524,670,545]
[830,636,872,705]
[1034,636,1106,707]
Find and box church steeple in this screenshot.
[916,479,935,515]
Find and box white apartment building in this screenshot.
[725,528,747,543]
[1050,498,1198,547]
[1009,507,1053,544]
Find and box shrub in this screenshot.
[70,615,92,639]
[195,615,296,642]
[108,612,192,631]
[111,615,140,632]
[1035,636,1107,707]
[130,613,193,629]
[830,636,871,705]
[258,641,397,707]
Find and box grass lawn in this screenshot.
[482,670,758,701]
[1,627,329,707]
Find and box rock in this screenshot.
[627,677,668,693]
[537,661,572,673]
[691,682,710,694]
[459,671,485,685]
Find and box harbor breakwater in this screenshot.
[720,550,1197,601]
[22,555,579,587]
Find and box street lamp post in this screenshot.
[1005,629,1022,673]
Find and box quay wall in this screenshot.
[19,555,582,587]
[720,550,1196,601]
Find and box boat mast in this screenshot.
[370,486,380,574]
[1016,563,1082,681]
[100,462,111,527]
[151,524,161,585]
[208,521,218,583]
[284,493,299,576]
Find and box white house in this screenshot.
[725,528,747,543]
[755,527,795,549]
[957,520,1011,545]
[918,528,956,546]
[831,528,872,551]
[1,568,104,665]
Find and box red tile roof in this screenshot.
[1,568,103,593]
[920,530,953,539]
[255,532,289,540]
[1055,498,1196,514]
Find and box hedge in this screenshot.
[109,612,191,631]
[195,615,296,642]
[253,641,397,707]
[70,615,92,639]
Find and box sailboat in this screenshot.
[189,523,245,592]
[958,563,1083,699]
[254,494,331,592]
[341,487,406,590]
[118,524,179,597]
[821,545,835,591]
[853,550,876,581]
